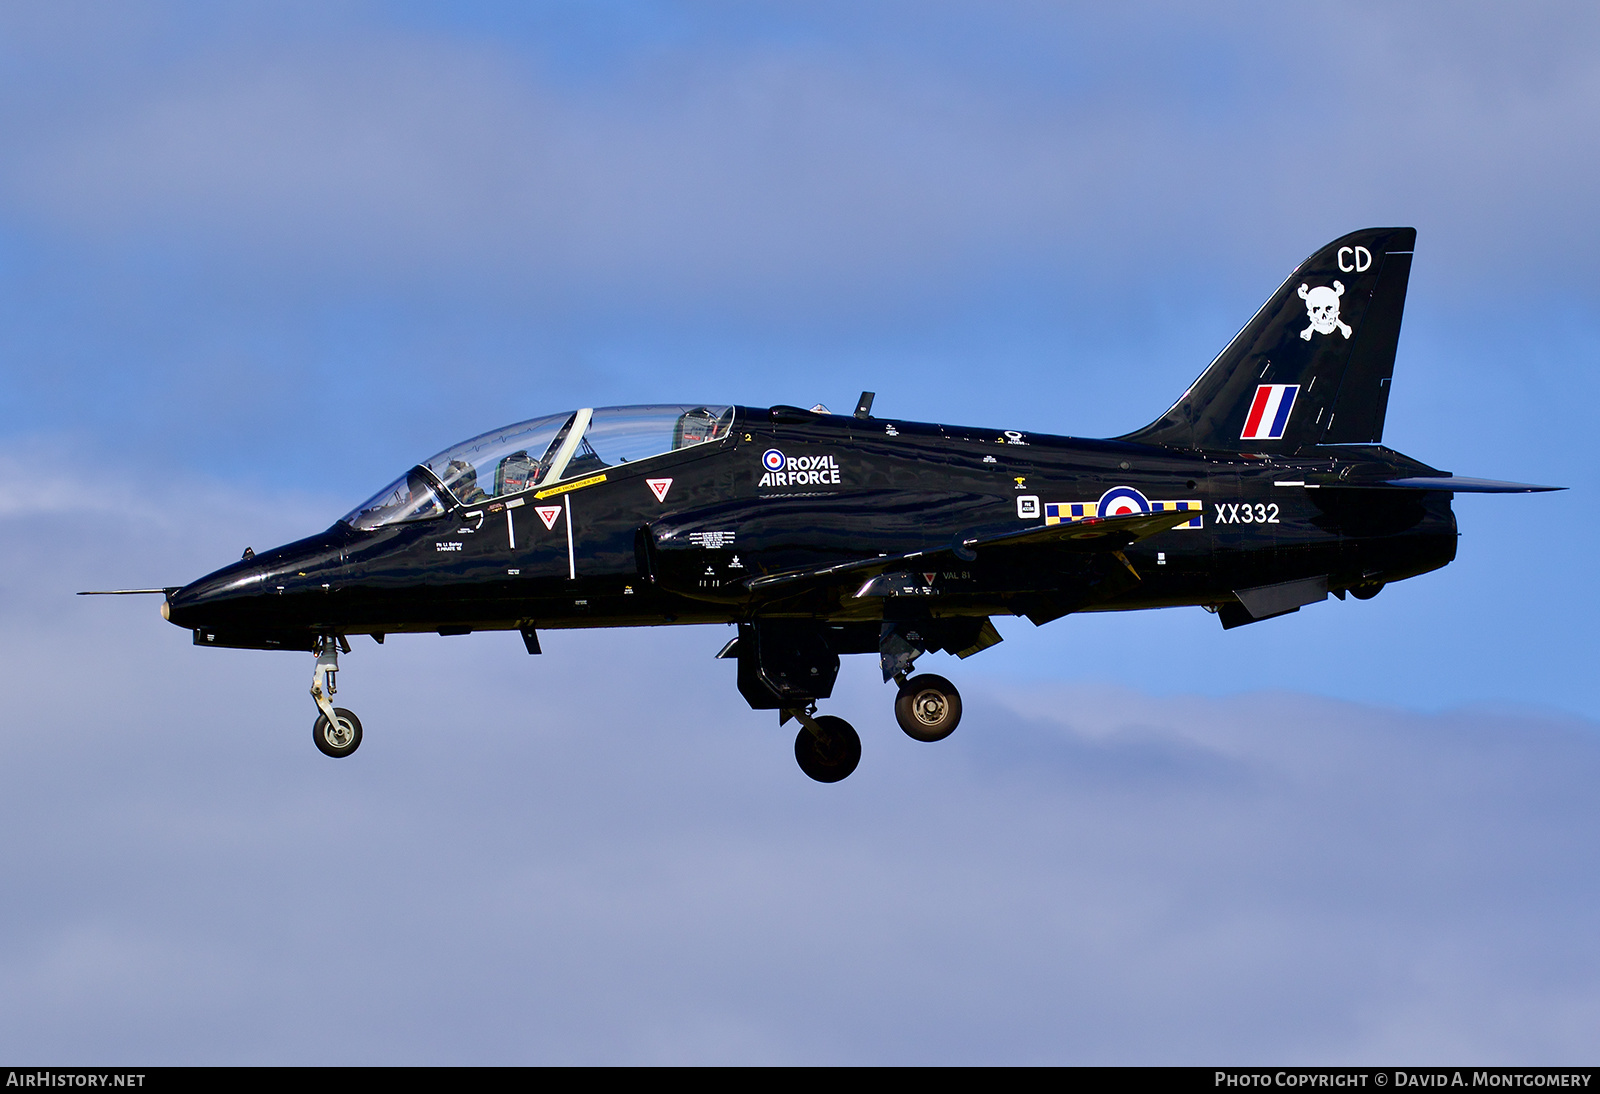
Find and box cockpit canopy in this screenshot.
[343,404,733,531]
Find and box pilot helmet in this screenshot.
[445,459,479,495]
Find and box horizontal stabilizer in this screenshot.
[1383,476,1562,493]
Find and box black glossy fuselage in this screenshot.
[164,406,1457,646]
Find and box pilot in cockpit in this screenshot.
[443,459,488,505]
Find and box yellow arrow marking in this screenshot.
[534,473,608,500]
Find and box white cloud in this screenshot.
[2,474,1598,1062]
[5,5,1600,307]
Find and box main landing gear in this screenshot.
[893,673,962,742]
[778,672,963,783]
[310,635,362,758]
[781,673,962,783]
[787,707,861,783]
[732,620,972,783]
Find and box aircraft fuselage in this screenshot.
[165,406,1457,643]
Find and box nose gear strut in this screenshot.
[310,635,362,758]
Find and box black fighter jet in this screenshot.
[87,227,1557,782]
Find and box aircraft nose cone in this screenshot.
[163,526,351,631]
[163,563,267,628]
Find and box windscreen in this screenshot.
[342,467,446,531]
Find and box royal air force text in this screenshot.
[759,455,841,489]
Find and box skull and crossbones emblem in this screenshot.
[1298,281,1351,340]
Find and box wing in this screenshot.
[744,506,1199,595]
[1381,476,1562,492]
[640,493,1198,624]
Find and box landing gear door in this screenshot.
[736,621,841,710]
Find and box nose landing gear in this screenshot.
[310,635,362,758]
[314,707,363,758]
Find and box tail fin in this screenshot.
[1120,227,1415,452]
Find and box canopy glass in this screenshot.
[342,405,733,530]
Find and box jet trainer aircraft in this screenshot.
[87,228,1557,782]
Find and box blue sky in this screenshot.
[1,1,1596,1063]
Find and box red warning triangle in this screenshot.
[922,572,936,586]
[646,477,673,502]
[535,505,562,530]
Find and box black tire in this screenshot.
[794,715,861,783]
[313,707,363,758]
[895,673,961,742]
[1350,582,1385,601]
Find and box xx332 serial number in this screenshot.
[1214,502,1279,525]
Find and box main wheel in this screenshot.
[313,707,363,758]
[895,674,962,742]
[1351,582,1385,601]
[794,715,861,783]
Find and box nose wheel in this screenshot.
[894,673,962,742]
[309,635,362,758]
[313,707,363,758]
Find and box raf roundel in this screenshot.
[762,449,786,472]
[1096,485,1151,518]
